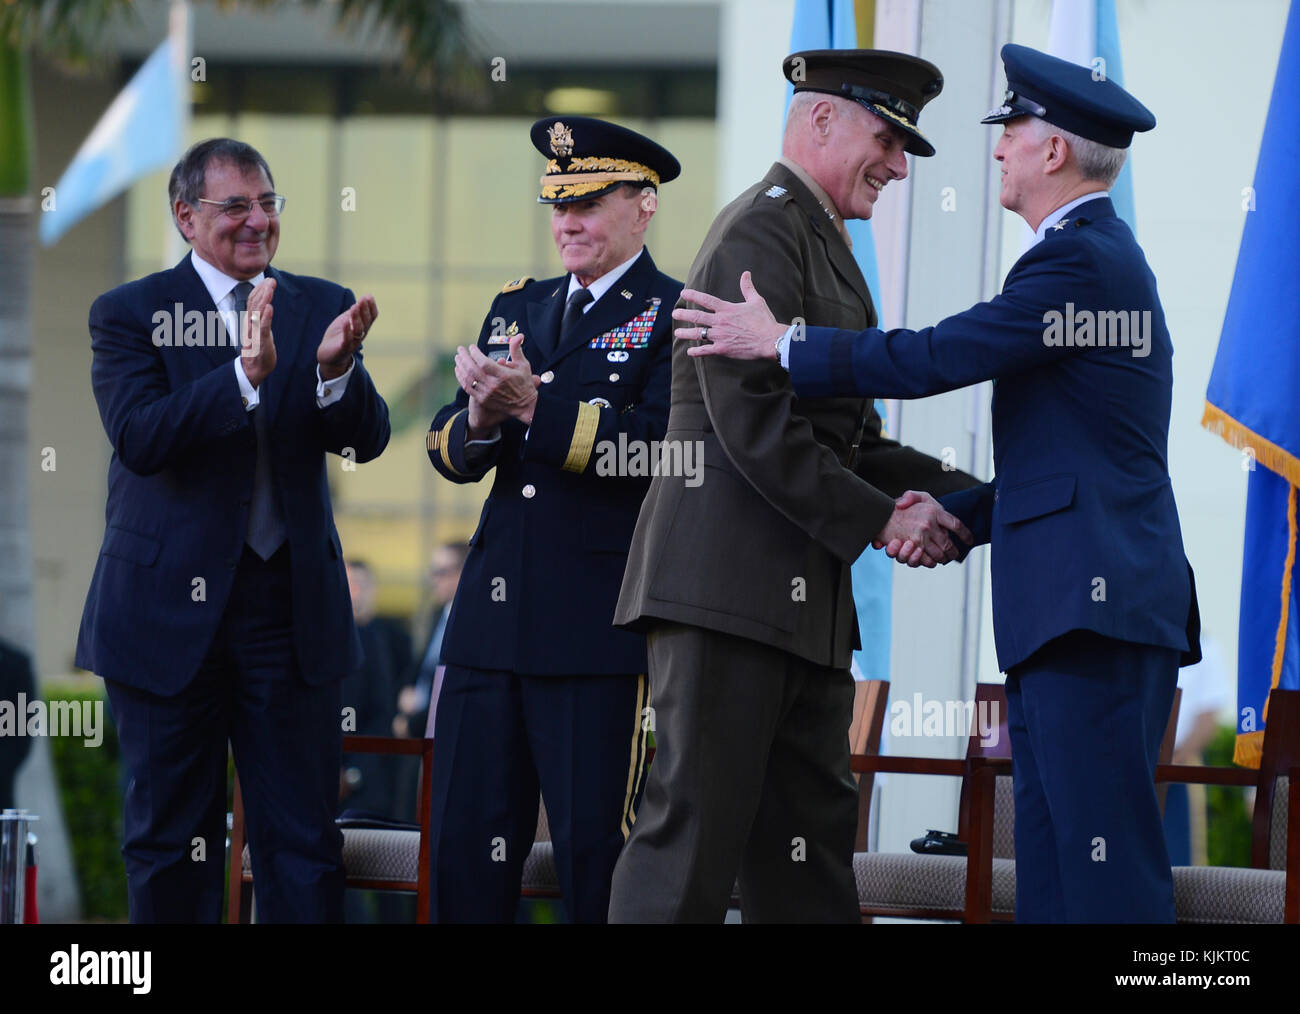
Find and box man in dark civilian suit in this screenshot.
[76,138,390,923]
[676,46,1201,922]
[424,117,681,923]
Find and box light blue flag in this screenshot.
[1093,0,1136,229]
[40,35,184,246]
[1203,0,1300,766]
[1045,0,1135,232]
[787,0,894,681]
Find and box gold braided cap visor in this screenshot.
[539,156,662,200]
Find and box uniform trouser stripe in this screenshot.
[620,673,649,840]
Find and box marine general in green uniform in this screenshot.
[608,50,978,923]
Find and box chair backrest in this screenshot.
[1253,689,1300,870]
[957,684,1014,856]
[850,680,890,852]
[850,679,889,758]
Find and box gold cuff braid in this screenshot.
[562,401,602,473]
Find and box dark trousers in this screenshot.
[105,545,345,923]
[607,622,859,923]
[1005,630,1178,923]
[427,665,648,923]
[1163,783,1192,866]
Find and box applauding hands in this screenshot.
[454,333,543,438]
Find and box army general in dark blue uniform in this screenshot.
[676,46,1202,923]
[424,117,682,922]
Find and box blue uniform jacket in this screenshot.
[76,255,391,694]
[427,248,681,675]
[788,198,1200,671]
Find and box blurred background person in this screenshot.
[339,560,405,822]
[392,543,468,745]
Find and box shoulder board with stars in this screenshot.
[500,276,534,293]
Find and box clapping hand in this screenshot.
[455,333,542,436]
[318,294,378,380]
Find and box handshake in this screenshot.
[875,490,973,568]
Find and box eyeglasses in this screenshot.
[196,195,287,221]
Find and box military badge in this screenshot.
[589,303,658,349]
[765,185,788,199]
[548,121,574,157]
[588,397,613,409]
[487,335,510,345]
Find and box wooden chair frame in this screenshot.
[228,734,435,923]
[853,685,1181,923]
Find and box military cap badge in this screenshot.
[548,121,574,157]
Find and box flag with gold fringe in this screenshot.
[1202,0,1300,767]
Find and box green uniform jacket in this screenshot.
[613,161,977,669]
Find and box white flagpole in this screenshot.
[163,0,192,267]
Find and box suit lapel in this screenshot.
[767,164,875,320]
[526,281,566,367]
[261,265,309,429]
[544,249,659,368]
[162,255,226,372]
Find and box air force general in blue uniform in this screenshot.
[685,47,1201,922]
[425,118,682,922]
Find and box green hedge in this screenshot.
[45,684,127,921]
[1204,723,1252,868]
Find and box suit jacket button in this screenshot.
[522,484,536,499]
[540,371,555,384]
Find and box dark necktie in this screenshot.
[555,286,594,353]
[231,281,286,560]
